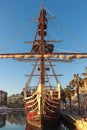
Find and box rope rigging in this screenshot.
[49,19,87,49]
[0,21,33,51]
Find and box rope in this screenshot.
[0,21,33,51]
[50,19,87,48]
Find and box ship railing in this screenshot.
[26,96,37,104]
[44,104,55,113]
[45,96,58,105]
[27,100,38,108]
[28,105,38,112]
[25,91,37,100]
[45,99,57,108]
[45,93,59,103]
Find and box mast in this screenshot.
[38,7,47,118]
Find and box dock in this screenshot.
[8,108,26,111]
[60,111,87,130]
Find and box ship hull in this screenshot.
[24,83,61,129]
[26,111,60,129]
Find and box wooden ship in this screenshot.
[24,7,62,129]
[0,5,87,130]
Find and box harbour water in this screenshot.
[0,111,76,130]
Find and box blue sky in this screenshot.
[0,0,87,96]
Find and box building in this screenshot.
[0,90,7,106]
[7,93,24,108]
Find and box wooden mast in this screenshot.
[38,7,47,122]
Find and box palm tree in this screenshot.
[69,73,84,114]
[61,89,67,109]
[63,85,75,112]
[81,67,87,90]
[81,67,87,116]
[82,67,87,78]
